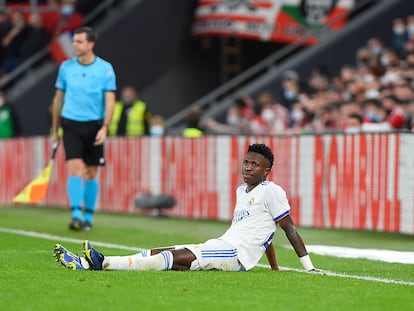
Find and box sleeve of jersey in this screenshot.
[104,64,117,91]
[55,63,66,91]
[266,184,291,221]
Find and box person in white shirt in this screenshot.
[54,143,321,273]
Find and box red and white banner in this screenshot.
[49,31,75,64]
[193,0,354,44]
[1,134,413,235]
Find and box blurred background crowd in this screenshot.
[0,1,414,139]
[203,15,414,136]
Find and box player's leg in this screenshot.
[62,118,86,230]
[170,248,196,270]
[82,165,99,231]
[185,239,244,271]
[67,159,85,230]
[82,121,105,231]
[83,240,196,271]
[54,243,90,270]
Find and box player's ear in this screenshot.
[264,167,271,176]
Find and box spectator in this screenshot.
[249,100,269,135]
[280,70,301,109]
[344,112,363,134]
[366,37,385,58]
[355,47,380,72]
[0,90,16,138]
[1,9,30,74]
[0,9,12,71]
[379,49,400,69]
[361,98,392,132]
[391,17,408,57]
[403,39,414,56]
[385,85,414,129]
[45,0,84,39]
[400,100,414,130]
[182,107,203,137]
[402,52,414,81]
[204,98,251,135]
[312,103,340,132]
[20,13,50,60]
[149,115,166,137]
[108,86,151,137]
[406,15,414,40]
[256,91,290,134]
[337,101,363,130]
[41,0,61,36]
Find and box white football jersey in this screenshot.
[219,181,291,270]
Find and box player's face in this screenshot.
[242,152,271,188]
[72,33,94,57]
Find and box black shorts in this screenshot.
[61,118,106,166]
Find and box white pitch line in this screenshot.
[0,227,143,252]
[256,263,414,286]
[1,227,413,287]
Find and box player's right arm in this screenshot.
[51,89,64,143]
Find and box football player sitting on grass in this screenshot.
[54,144,322,273]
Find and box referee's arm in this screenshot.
[95,91,115,145]
[51,89,64,143]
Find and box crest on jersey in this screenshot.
[248,198,255,206]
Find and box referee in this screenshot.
[51,27,117,231]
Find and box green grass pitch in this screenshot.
[0,205,412,311]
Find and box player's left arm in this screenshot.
[95,91,115,145]
[277,214,321,273]
[265,242,279,271]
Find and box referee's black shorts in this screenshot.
[61,118,106,166]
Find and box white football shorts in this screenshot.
[176,239,245,271]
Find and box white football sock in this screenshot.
[102,250,173,271]
[80,257,90,269]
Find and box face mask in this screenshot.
[291,109,304,122]
[284,90,297,100]
[150,125,164,136]
[122,97,134,106]
[365,111,380,122]
[370,46,382,56]
[408,24,414,36]
[61,4,74,16]
[380,55,390,67]
[364,74,375,83]
[226,115,240,125]
[261,109,275,122]
[393,25,405,35]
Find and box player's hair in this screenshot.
[248,143,274,168]
[74,27,97,43]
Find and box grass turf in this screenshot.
[0,205,412,311]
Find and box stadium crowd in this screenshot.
[0,0,103,138]
[0,0,90,77]
[205,15,414,136]
[1,5,414,138]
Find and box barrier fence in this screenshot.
[1,134,413,235]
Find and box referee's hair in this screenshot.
[74,26,97,43]
[248,143,275,169]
